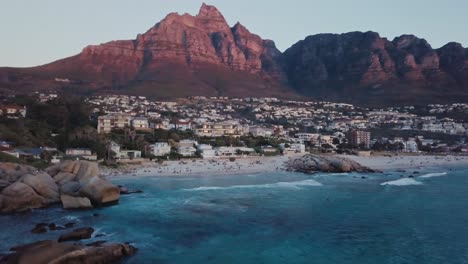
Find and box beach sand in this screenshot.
[102,154,468,178]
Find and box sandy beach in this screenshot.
[102,154,468,178]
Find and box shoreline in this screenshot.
[102,154,468,179]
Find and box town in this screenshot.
[0,93,467,166]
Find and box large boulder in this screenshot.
[80,177,120,205]
[58,227,94,242]
[286,154,379,174]
[0,182,45,213]
[75,162,99,184]
[60,195,93,209]
[60,195,93,210]
[0,163,37,183]
[2,240,136,264]
[60,182,81,196]
[53,172,76,185]
[60,161,80,174]
[22,173,60,204]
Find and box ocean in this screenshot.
[1,166,467,263]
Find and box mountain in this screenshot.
[0,4,467,105]
[0,4,290,99]
[283,32,468,105]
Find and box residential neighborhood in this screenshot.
[1,93,468,166]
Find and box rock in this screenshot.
[118,185,143,195]
[44,164,61,177]
[75,161,99,184]
[0,179,10,190]
[80,177,120,205]
[58,227,94,242]
[0,163,36,183]
[86,240,107,247]
[64,222,76,229]
[22,173,60,204]
[60,195,93,210]
[0,182,45,213]
[60,161,79,174]
[59,181,81,196]
[53,172,76,185]
[31,226,48,234]
[3,240,136,264]
[285,154,379,174]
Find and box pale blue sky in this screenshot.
[1,0,467,67]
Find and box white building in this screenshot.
[215,147,255,157]
[131,117,150,131]
[97,113,131,134]
[149,142,172,157]
[403,140,418,153]
[197,144,217,159]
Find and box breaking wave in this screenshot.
[381,178,423,186]
[419,172,447,179]
[183,179,323,191]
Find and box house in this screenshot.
[65,148,97,161]
[149,142,172,157]
[0,105,27,118]
[215,147,255,157]
[197,144,216,159]
[116,150,142,160]
[261,145,278,155]
[0,146,19,158]
[348,130,371,148]
[176,140,198,157]
[97,113,132,134]
[170,119,192,131]
[195,121,244,137]
[403,140,419,153]
[0,141,14,148]
[249,126,273,137]
[280,143,306,154]
[131,117,150,131]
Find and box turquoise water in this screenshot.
[1,167,468,263]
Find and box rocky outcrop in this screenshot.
[60,195,92,210]
[0,161,120,214]
[0,182,45,213]
[283,32,468,105]
[0,4,288,99]
[1,240,137,264]
[0,4,467,105]
[285,154,379,174]
[58,227,94,242]
[22,173,60,204]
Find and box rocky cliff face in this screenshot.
[0,4,467,105]
[40,4,286,95]
[283,32,468,105]
[0,3,289,98]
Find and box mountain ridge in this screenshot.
[0,3,467,105]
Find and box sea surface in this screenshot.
[1,166,468,264]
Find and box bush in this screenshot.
[229,157,236,162]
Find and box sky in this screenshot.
[1,0,467,67]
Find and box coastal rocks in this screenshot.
[80,177,120,205]
[0,161,120,214]
[0,163,37,183]
[285,154,379,174]
[0,182,45,213]
[60,195,92,210]
[1,240,137,264]
[22,173,59,204]
[58,227,94,242]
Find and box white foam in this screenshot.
[184,179,323,191]
[381,178,423,186]
[419,172,447,179]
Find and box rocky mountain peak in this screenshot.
[197,3,225,21]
